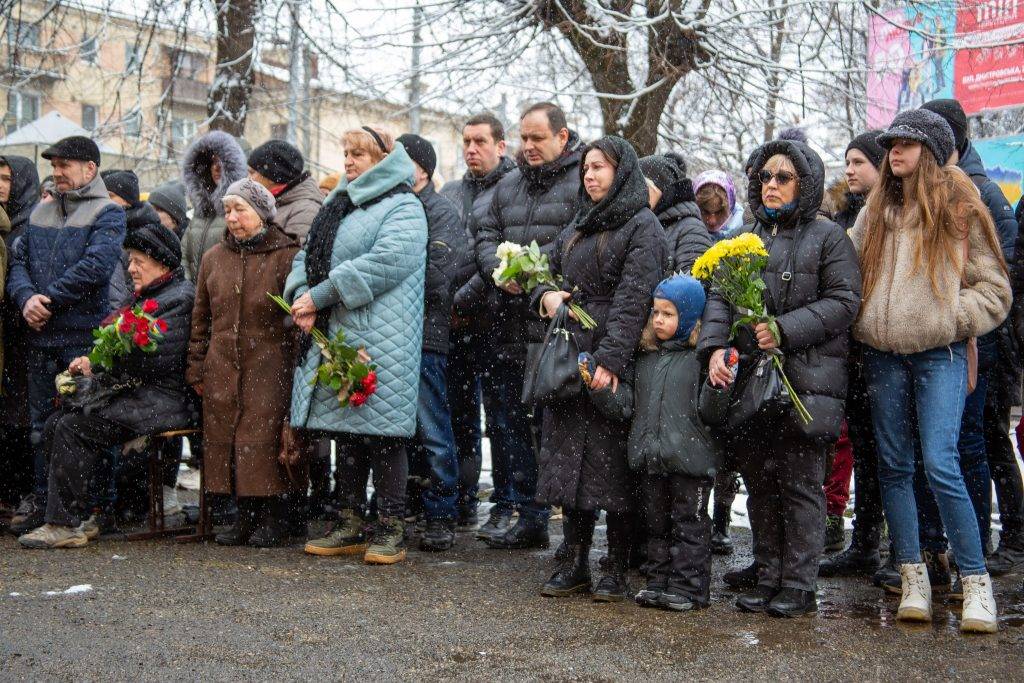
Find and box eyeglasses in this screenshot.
[758,170,796,186]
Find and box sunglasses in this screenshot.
[758,170,796,186]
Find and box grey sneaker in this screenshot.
[19,523,89,549]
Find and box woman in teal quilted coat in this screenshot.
[286,126,427,564]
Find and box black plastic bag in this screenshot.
[521,305,582,406]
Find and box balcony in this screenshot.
[161,76,210,107]
[2,50,64,84]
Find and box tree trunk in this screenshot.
[208,0,261,136]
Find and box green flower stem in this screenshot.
[771,354,813,424]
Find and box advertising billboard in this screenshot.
[974,134,1024,207]
[954,0,1024,115]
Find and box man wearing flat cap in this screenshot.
[6,135,126,534]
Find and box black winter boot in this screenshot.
[420,517,456,551]
[249,496,291,548]
[711,503,734,555]
[541,545,592,597]
[485,515,549,550]
[766,587,818,618]
[216,498,258,546]
[723,561,759,590]
[593,550,630,603]
[818,541,882,577]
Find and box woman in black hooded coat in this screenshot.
[698,139,861,617]
[531,135,667,601]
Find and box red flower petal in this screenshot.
[142,299,159,314]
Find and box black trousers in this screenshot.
[448,329,484,515]
[985,373,1024,545]
[0,426,32,506]
[645,473,712,604]
[738,427,829,592]
[846,353,884,550]
[42,411,135,527]
[334,434,408,519]
[563,507,630,560]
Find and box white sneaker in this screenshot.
[897,562,932,622]
[163,486,182,516]
[960,573,998,634]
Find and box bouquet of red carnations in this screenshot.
[268,293,377,408]
[88,298,167,371]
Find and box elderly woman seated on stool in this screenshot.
[19,224,197,549]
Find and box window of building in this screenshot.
[5,90,40,131]
[81,104,97,131]
[5,20,40,50]
[125,43,142,72]
[81,36,98,64]
[123,110,142,137]
[170,50,207,79]
[166,117,198,158]
[271,123,288,140]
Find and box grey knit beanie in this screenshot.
[223,177,277,223]
[876,109,956,165]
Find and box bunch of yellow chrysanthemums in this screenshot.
[691,233,811,424]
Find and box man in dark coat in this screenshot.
[0,155,40,517]
[247,139,322,244]
[475,102,584,549]
[398,133,466,551]
[922,98,1024,576]
[147,181,189,237]
[819,130,887,579]
[7,136,126,534]
[699,138,861,616]
[19,225,195,549]
[441,113,517,531]
[101,169,163,232]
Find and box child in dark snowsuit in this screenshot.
[629,274,725,611]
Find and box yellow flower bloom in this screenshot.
[690,233,768,280]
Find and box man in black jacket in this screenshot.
[398,134,466,551]
[922,99,1024,577]
[440,113,517,532]
[475,102,583,549]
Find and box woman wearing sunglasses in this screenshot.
[699,139,861,617]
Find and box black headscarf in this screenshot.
[1,155,40,240]
[571,135,649,235]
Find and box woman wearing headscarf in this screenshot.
[532,135,667,601]
[288,127,427,565]
[699,139,861,618]
[187,178,304,548]
[693,170,745,239]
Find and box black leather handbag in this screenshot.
[521,305,582,406]
[725,351,787,429]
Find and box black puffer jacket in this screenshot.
[698,139,862,441]
[530,136,667,513]
[626,338,723,479]
[94,268,198,435]
[418,183,465,355]
[657,185,713,275]
[476,134,584,359]
[832,192,866,232]
[442,157,517,322]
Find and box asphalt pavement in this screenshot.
[2,519,1024,681]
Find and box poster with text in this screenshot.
[867,2,956,128]
[954,0,1024,115]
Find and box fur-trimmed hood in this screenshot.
[181,130,248,219]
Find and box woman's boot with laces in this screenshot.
[960,573,998,633]
[897,562,932,622]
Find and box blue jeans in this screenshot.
[864,343,986,576]
[27,345,84,499]
[447,330,483,515]
[415,352,459,521]
[480,358,548,521]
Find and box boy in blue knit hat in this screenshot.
[628,274,724,611]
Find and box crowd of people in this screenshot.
[1,96,1023,635]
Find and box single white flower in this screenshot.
[495,241,524,262]
[492,264,507,285]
